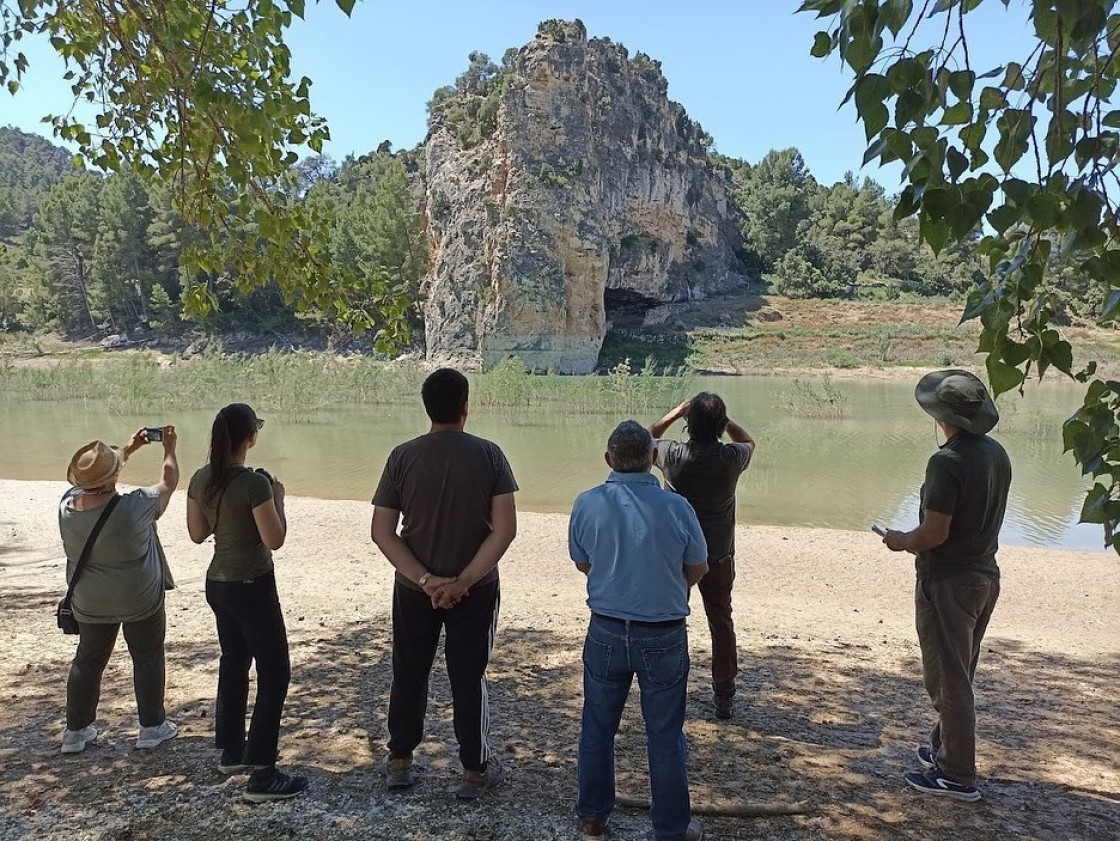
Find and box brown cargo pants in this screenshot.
[697,555,737,699]
[915,570,1000,786]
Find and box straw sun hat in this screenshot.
[67,440,125,490]
[914,369,999,435]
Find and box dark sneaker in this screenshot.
[714,695,733,721]
[385,755,415,789]
[243,767,309,803]
[579,817,608,840]
[685,817,704,840]
[916,744,936,770]
[904,769,981,802]
[455,758,504,799]
[218,747,250,775]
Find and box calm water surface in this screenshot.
[0,376,1100,552]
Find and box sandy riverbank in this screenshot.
[0,479,1117,840]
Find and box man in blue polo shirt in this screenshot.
[569,420,709,841]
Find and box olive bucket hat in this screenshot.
[915,369,999,435]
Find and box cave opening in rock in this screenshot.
[603,287,661,330]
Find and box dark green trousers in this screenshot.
[915,572,1000,786]
[66,602,166,730]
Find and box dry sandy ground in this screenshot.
[0,479,1117,841]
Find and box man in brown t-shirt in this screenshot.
[371,368,518,799]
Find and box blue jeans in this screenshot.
[577,614,691,841]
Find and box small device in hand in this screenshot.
[145,427,164,442]
[254,467,274,482]
[871,524,887,537]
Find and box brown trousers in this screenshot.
[697,555,737,698]
[915,571,1000,786]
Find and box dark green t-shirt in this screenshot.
[655,439,753,561]
[916,432,1012,581]
[372,431,518,590]
[188,465,274,582]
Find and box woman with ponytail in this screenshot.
[186,403,307,803]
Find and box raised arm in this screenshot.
[649,400,690,440]
[725,418,755,447]
[152,426,180,515]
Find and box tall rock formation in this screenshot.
[422,19,746,372]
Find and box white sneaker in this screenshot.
[61,724,97,754]
[135,720,178,749]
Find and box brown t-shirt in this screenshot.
[372,431,518,590]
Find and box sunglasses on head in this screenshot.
[255,418,265,430]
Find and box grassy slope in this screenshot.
[600,293,1120,377]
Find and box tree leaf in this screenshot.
[811,30,832,57]
[986,355,1026,396]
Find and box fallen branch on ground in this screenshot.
[616,795,812,817]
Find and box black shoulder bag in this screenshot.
[57,494,122,635]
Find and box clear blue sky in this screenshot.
[2,1,1035,188]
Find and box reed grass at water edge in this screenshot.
[0,351,696,416]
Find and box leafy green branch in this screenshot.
[801,0,1120,552]
[0,0,407,351]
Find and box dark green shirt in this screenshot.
[655,439,753,562]
[188,465,274,582]
[916,432,1012,581]
[372,431,518,591]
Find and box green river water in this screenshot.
[0,375,1100,552]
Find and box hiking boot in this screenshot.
[685,817,704,840]
[135,720,178,749]
[61,724,97,755]
[455,758,504,799]
[904,768,981,802]
[579,817,608,840]
[243,767,309,803]
[915,744,936,770]
[714,695,733,721]
[218,746,250,775]
[385,755,415,789]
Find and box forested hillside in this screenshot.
[0,96,1101,342]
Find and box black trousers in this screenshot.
[696,555,738,698]
[205,572,291,766]
[387,578,500,772]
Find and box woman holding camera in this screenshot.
[186,403,307,803]
[59,427,180,754]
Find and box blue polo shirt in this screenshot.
[569,471,708,622]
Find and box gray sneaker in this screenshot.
[385,755,415,789]
[455,758,504,799]
[685,818,704,841]
[61,724,97,754]
[135,720,178,749]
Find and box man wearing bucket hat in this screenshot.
[881,370,1011,802]
[59,427,180,754]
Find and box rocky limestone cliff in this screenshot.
[422,19,746,373]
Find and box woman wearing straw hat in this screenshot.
[880,370,1011,803]
[59,426,181,754]
[186,403,307,803]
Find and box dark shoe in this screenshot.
[243,767,309,803]
[915,744,936,770]
[904,769,981,802]
[218,747,250,775]
[579,817,608,840]
[455,758,504,799]
[714,695,733,720]
[385,755,415,789]
[685,817,704,840]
